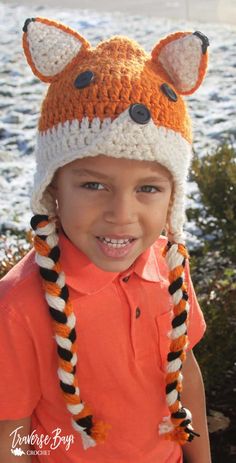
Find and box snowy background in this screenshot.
[0,1,236,241]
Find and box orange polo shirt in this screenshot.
[0,232,206,463]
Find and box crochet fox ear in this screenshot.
[22,17,90,83]
[152,31,209,95]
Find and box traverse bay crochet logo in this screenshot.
[11,448,26,456]
[9,426,74,457]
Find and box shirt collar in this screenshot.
[59,231,163,295]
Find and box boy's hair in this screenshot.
[22,17,209,449]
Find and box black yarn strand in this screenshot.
[172,310,188,328]
[31,214,49,230]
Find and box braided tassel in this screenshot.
[30,214,110,449]
[159,241,199,444]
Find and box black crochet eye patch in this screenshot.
[160,83,178,102]
[74,70,95,89]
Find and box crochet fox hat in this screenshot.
[22,17,209,450]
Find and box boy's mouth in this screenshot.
[96,236,136,248]
[95,236,138,258]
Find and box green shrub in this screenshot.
[0,230,33,279]
[187,142,236,262]
[191,251,236,395]
[187,141,236,437]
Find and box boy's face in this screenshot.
[50,155,172,273]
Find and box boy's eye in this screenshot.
[81,182,105,190]
[139,185,160,193]
[79,183,160,193]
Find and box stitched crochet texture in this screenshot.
[22,17,209,449]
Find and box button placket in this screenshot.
[120,275,157,360]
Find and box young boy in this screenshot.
[0,17,212,463]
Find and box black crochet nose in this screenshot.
[74,70,95,89]
[160,83,178,102]
[129,103,151,124]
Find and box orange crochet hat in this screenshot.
[23,17,209,242]
[22,17,209,450]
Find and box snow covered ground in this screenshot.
[0,1,236,244]
[2,0,236,24]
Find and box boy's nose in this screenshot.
[103,193,137,225]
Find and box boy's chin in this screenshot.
[90,255,135,273]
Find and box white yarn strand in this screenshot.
[46,232,59,249]
[56,271,66,288]
[58,368,74,385]
[45,294,66,311]
[36,222,55,236]
[167,357,182,373]
[67,312,76,330]
[172,288,183,306]
[170,323,187,339]
[55,335,72,350]
[166,389,179,406]
[71,421,96,449]
[67,402,84,415]
[35,253,55,269]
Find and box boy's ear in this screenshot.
[46,185,57,203]
[151,31,209,95]
[22,17,91,83]
[46,172,58,199]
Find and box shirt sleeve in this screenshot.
[184,260,206,350]
[0,301,41,420]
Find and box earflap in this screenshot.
[152,31,209,95]
[22,17,91,83]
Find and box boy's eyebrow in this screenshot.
[71,168,170,182]
[72,168,111,179]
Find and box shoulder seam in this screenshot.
[0,255,39,306]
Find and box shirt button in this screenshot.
[129,103,151,124]
[122,276,130,282]
[135,307,141,318]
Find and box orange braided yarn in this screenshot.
[162,241,193,443]
[91,421,112,443]
[32,216,111,445]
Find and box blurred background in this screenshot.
[2,0,236,24]
[0,1,236,462]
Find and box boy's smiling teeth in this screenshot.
[97,236,135,247]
